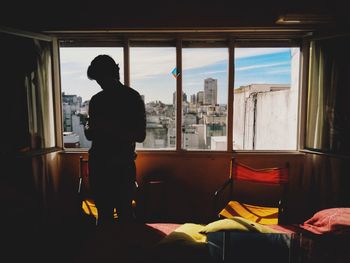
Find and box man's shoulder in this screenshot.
[123,85,142,100]
[123,85,140,96]
[90,91,104,101]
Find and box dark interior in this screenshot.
[1,1,350,263]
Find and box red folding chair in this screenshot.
[214,158,289,225]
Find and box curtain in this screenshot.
[25,39,56,150]
[1,33,55,154]
[306,36,350,155]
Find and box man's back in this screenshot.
[87,84,146,158]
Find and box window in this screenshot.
[58,40,301,152]
[182,48,228,150]
[233,47,300,150]
[130,47,176,150]
[60,47,124,148]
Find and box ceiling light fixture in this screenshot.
[276,13,334,25]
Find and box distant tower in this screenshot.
[190,94,196,104]
[204,78,217,106]
[183,92,187,103]
[197,91,204,105]
[173,91,188,105]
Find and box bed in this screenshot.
[73,208,350,263]
[149,207,350,263]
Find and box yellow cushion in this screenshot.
[173,223,207,242]
[219,201,279,225]
[200,217,279,234]
[154,223,208,262]
[158,223,207,246]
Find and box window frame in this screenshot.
[55,33,305,154]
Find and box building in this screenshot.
[233,83,297,150]
[204,78,217,106]
[190,94,196,104]
[197,91,204,105]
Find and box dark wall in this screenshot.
[59,151,350,224]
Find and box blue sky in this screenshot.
[60,47,292,104]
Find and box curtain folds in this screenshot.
[25,39,55,150]
[306,36,350,155]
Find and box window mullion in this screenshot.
[176,39,183,151]
[123,39,130,87]
[227,39,235,152]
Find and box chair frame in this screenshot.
[77,156,140,223]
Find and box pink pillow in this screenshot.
[300,208,350,235]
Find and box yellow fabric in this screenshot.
[81,199,118,219]
[82,199,98,218]
[155,223,208,262]
[219,201,279,225]
[158,223,207,246]
[200,217,279,234]
[173,223,207,243]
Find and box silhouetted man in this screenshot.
[85,55,146,225]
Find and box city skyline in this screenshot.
[60,47,292,104]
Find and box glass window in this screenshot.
[130,47,176,150]
[182,48,228,150]
[233,47,299,150]
[59,47,124,148]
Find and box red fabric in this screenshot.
[268,224,299,234]
[233,162,288,185]
[300,208,350,235]
[146,223,181,236]
[81,161,89,177]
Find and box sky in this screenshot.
[60,47,292,104]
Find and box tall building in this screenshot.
[190,94,196,104]
[204,78,217,106]
[197,91,204,105]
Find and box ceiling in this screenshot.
[1,0,348,33]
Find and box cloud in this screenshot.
[236,61,290,71]
[235,48,290,59]
[130,48,176,79]
[60,47,124,64]
[60,47,290,81]
[61,69,84,76]
[60,46,292,102]
[197,69,227,75]
[266,69,291,74]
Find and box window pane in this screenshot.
[60,47,124,148]
[233,48,299,150]
[182,48,228,150]
[130,47,176,150]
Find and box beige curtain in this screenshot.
[25,39,55,150]
[306,36,350,155]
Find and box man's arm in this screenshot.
[84,96,98,141]
[133,95,146,143]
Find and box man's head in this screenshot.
[87,54,120,82]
